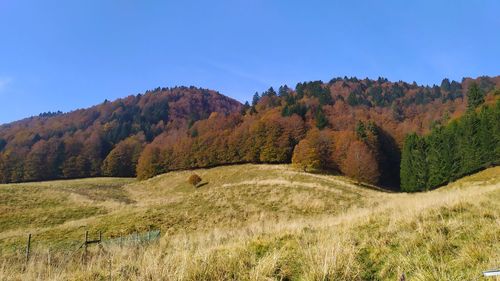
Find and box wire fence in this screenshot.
[102,229,161,247]
[13,228,162,264]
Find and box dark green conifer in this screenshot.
[467,82,484,111]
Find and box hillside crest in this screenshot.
[0,76,498,188]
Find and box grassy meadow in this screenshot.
[0,164,499,280]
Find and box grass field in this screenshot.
[0,164,499,280]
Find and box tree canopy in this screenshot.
[400,101,499,192]
[0,76,498,191]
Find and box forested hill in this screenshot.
[0,87,242,183]
[0,76,498,188]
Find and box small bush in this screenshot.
[188,174,202,187]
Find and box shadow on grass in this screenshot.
[196,182,209,188]
[300,168,396,193]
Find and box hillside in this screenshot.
[0,165,377,250]
[0,164,499,280]
[0,76,499,188]
[0,87,242,182]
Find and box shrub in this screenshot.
[188,174,202,187]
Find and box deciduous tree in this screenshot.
[341,141,380,185]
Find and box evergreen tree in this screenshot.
[440,78,451,91]
[281,105,290,117]
[400,134,416,191]
[252,92,260,106]
[412,135,429,191]
[450,80,462,94]
[315,108,328,129]
[241,101,250,115]
[477,106,497,165]
[443,122,461,181]
[426,126,456,187]
[400,133,428,192]
[457,112,481,175]
[355,121,367,141]
[494,101,500,162]
[141,98,169,124]
[401,102,499,191]
[0,138,5,151]
[466,82,484,110]
[347,92,358,106]
[278,85,290,99]
[265,87,277,97]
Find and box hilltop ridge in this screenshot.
[0,76,498,188]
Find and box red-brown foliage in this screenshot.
[1,76,498,189]
[341,141,380,185]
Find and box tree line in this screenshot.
[0,87,241,183]
[0,76,498,189]
[135,77,497,188]
[401,83,500,192]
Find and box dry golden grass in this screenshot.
[0,165,499,280]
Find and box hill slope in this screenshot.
[0,164,499,280]
[0,86,242,182]
[1,76,498,187]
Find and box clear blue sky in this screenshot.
[0,0,499,124]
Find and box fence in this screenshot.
[23,228,161,262]
[102,229,161,247]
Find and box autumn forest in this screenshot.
[0,76,498,191]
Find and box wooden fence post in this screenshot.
[84,230,88,256]
[25,233,31,264]
[108,258,112,281]
[47,248,51,276]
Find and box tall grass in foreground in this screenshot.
[0,167,500,280]
[1,168,499,281]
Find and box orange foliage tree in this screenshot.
[292,128,336,172]
[341,141,380,185]
[102,134,145,177]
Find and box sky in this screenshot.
[0,0,499,124]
